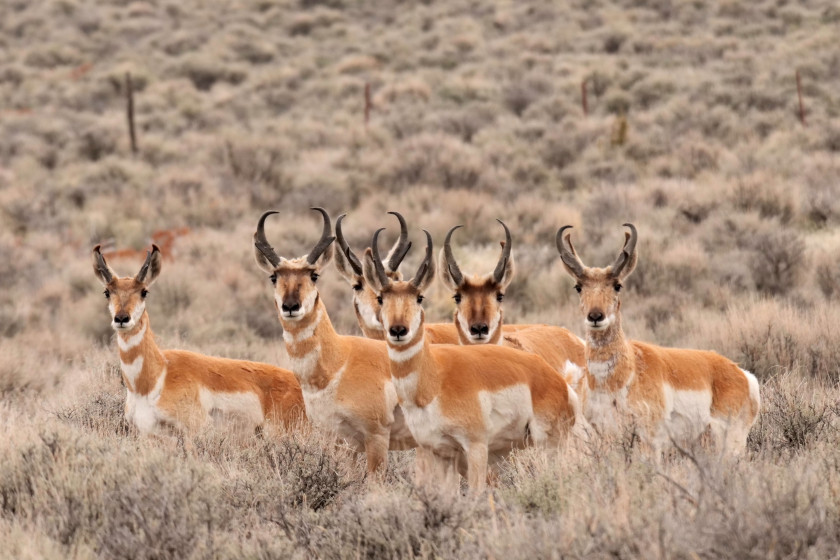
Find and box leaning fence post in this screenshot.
[364,82,372,129]
[796,70,806,126]
[126,72,138,154]
[581,79,589,117]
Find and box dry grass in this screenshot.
[1,0,840,556]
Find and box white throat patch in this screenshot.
[118,322,147,352]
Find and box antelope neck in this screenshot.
[386,325,440,407]
[116,312,166,395]
[281,298,345,390]
[585,313,633,389]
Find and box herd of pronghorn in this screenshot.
[92,208,760,493]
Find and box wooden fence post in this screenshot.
[126,72,138,154]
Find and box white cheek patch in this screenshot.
[299,289,318,316]
[485,313,501,341]
[388,339,424,363]
[120,356,144,391]
[118,323,147,352]
[456,311,472,341]
[355,298,382,331]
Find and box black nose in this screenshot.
[470,323,489,336]
[587,311,605,324]
[389,325,408,339]
[114,313,130,325]
[281,302,301,313]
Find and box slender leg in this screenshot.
[466,442,489,493]
[364,433,390,476]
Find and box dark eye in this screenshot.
[496,293,504,302]
[574,285,582,293]
[310,272,319,282]
[376,295,383,305]
[417,295,424,304]
[140,289,149,298]
[614,284,622,292]
[269,274,277,285]
[104,289,110,299]
[353,283,363,291]
[453,293,461,304]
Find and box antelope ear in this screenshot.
[92,245,117,286]
[254,246,276,274]
[437,248,461,292]
[362,248,383,293]
[333,244,361,285]
[136,245,163,287]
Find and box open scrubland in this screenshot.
[1,0,840,557]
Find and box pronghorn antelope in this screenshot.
[92,245,304,437]
[335,211,529,344]
[556,223,760,454]
[363,227,580,493]
[439,221,587,402]
[253,208,418,475]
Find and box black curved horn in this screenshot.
[442,225,465,286]
[610,223,638,278]
[411,230,434,288]
[254,211,282,268]
[335,213,363,275]
[555,225,585,278]
[93,245,114,284]
[370,228,391,288]
[492,219,512,284]
[386,211,412,272]
[306,207,335,265]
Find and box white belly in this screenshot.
[661,385,713,444]
[585,387,631,436]
[199,387,265,429]
[478,384,532,452]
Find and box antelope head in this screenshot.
[92,244,162,331]
[333,211,412,338]
[438,220,514,344]
[254,207,335,323]
[362,227,436,347]
[556,223,638,332]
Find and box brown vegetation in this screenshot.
[1,0,839,556]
